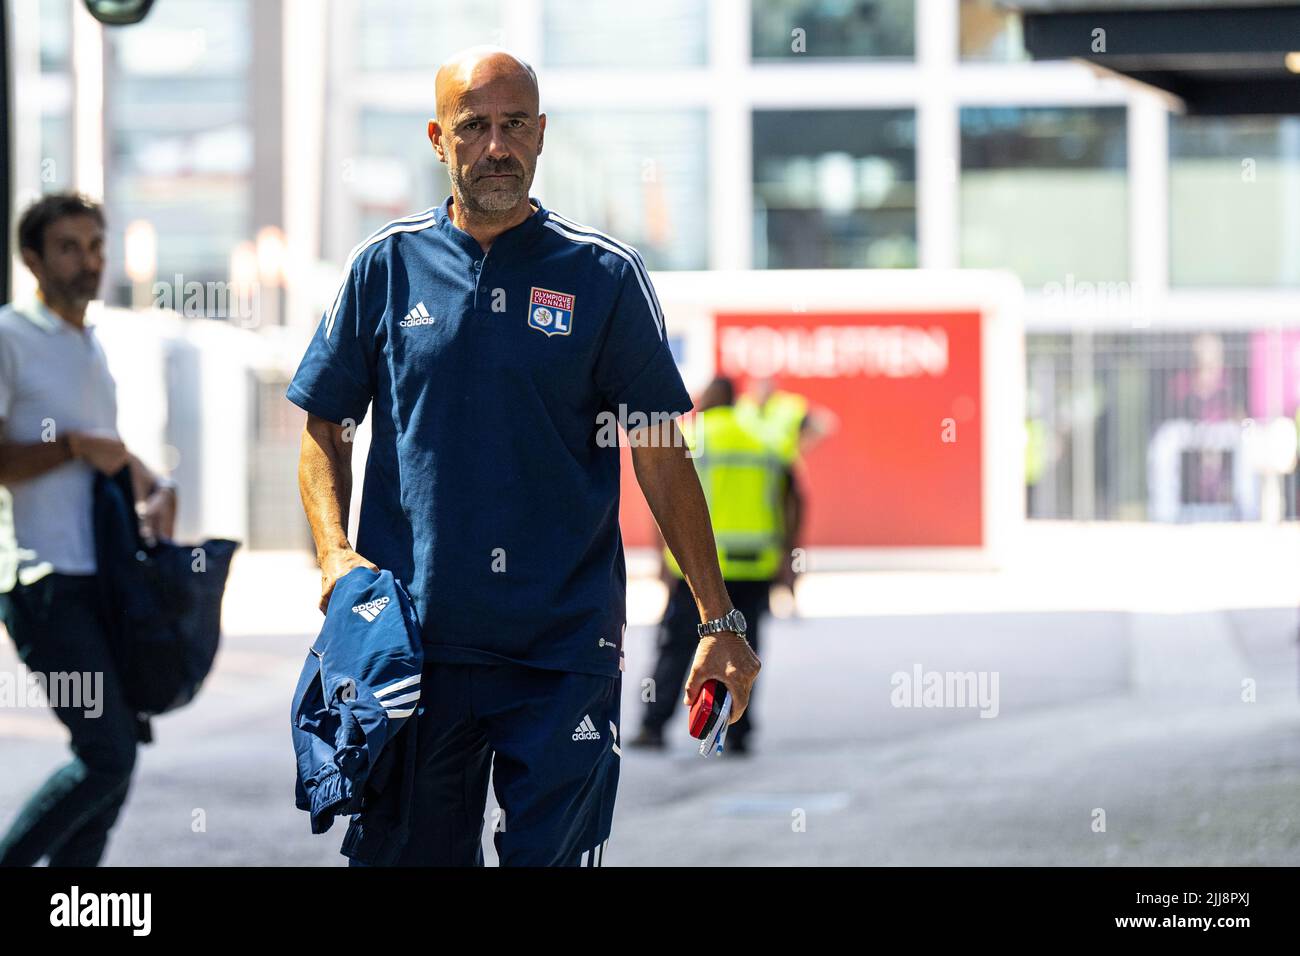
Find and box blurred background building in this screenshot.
[8,0,1300,548]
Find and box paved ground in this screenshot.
[1,524,1298,866]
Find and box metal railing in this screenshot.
[1026,329,1295,521]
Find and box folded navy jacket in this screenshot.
[292,566,423,837]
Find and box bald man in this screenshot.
[289,47,759,867]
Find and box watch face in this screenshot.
[729,609,747,633]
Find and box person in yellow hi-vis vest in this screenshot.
[630,376,801,755]
[735,375,836,467]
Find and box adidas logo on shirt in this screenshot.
[572,714,601,741]
[399,302,435,328]
[351,596,390,622]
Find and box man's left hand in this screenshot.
[137,485,177,546]
[683,631,761,724]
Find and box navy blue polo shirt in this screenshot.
[287,196,693,678]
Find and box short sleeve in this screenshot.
[286,264,379,425]
[593,258,693,422]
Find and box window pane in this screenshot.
[40,113,74,192]
[352,110,447,240]
[960,107,1128,286]
[543,0,707,68]
[959,0,1029,62]
[113,1,249,76]
[104,0,253,298]
[39,0,72,71]
[753,109,917,269]
[1170,115,1300,288]
[37,0,74,193]
[752,0,914,59]
[540,111,707,270]
[354,0,503,73]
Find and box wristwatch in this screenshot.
[698,607,747,639]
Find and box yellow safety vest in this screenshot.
[735,391,808,465]
[1025,418,1047,486]
[664,405,786,582]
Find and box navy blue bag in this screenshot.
[92,466,239,718]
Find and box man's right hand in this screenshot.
[318,548,379,614]
[68,432,130,475]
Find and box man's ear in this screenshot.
[19,247,43,280]
[428,119,446,163]
[537,112,546,156]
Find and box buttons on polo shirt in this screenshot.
[472,261,486,305]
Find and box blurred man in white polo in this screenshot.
[0,193,175,866]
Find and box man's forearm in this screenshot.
[783,470,803,554]
[0,436,75,484]
[298,417,354,562]
[629,431,731,622]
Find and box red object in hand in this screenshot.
[688,679,727,740]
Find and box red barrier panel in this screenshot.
[619,309,985,548]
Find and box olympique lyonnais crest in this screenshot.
[528,287,575,336]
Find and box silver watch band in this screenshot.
[698,607,746,638]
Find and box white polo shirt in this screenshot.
[0,297,119,583]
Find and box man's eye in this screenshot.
[464,121,480,131]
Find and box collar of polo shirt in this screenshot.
[435,195,548,253]
[13,295,89,335]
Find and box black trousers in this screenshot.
[0,573,138,866]
[642,577,768,747]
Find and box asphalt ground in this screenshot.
[1,533,1296,865]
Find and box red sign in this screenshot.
[619,310,984,548]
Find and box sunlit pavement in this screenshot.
[1,522,1297,865]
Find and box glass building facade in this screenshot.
[13,0,1300,524]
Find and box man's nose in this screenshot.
[485,123,512,160]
